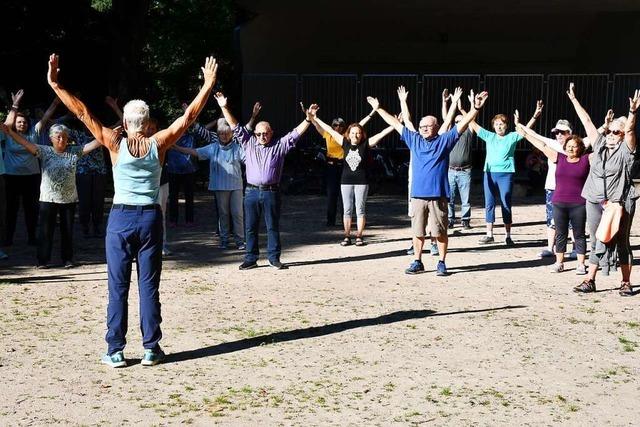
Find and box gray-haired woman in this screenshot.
[0,123,101,268]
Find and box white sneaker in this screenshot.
[550,263,564,273]
[539,249,554,258]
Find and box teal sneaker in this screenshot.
[101,351,127,368]
[141,348,165,366]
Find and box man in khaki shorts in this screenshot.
[366,89,487,276]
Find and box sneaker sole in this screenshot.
[101,359,127,368]
[405,270,425,275]
[239,264,258,270]
[141,359,163,367]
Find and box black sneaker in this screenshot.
[269,260,288,270]
[239,261,258,270]
[64,260,76,269]
[461,221,471,230]
[447,219,455,229]
[405,260,425,274]
[505,237,515,246]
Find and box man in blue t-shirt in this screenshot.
[366,90,488,276]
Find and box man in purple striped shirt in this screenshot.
[216,92,318,270]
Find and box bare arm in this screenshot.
[358,108,377,127]
[0,124,37,155]
[521,100,544,133]
[312,116,344,145]
[625,89,639,152]
[456,90,488,134]
[215,92,239,130]
[81,139,103,155]
[47,54,117,150]
[441,88,450,122]
[440,87,462,135]
[515,112,558,162]
[35,97,60,134]
[367,97,403,134]
[246,102,262,131]
[567,82,599,143]
[397,86,415,132]
[154,57,218,150]
[4,90,24,127]
[369,125,394,147]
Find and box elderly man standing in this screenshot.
[217,93,318,270]
[47,53,218,367]
[368,89,488,276]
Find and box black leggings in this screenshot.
[552,202,586,254]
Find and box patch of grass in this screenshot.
[440,387,452,397]
[626,321,640,329]
[384,382,395,392]
[618,336,638,352]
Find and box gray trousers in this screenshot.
[341,184,369,218]
[214,189,244,243]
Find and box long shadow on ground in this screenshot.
[165,304,526,364]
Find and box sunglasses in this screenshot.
[254,132,269,137]
[605,129,624,136]
[551,130,570,136]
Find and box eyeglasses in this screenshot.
[551,130,570,136]
[605,129,624,136]
[331,124,343,128]
[419,125,433,130]
[254,132,269,137]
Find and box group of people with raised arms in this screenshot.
[0,53,638,367]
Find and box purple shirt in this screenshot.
[552,153,590,204]
[234,126,300,186]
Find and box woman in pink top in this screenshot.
[516,112,590,275]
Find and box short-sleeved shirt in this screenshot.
[323,132,345,160]
[73,129,107,175]
[341,140,369,185]
[1,126,41,175]
[582,134,637,203]
[542,137,565,190]
[552,154,590,204]
[477,128,522,173]
[36,145,84,203]
[402,126,460,199]
[196,141,245,191]
[448,129,473,168]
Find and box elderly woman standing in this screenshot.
[0,123,101,268]
[471,101,543,246]
[569,84,640,296]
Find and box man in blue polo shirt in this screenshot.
[367,89,488,276]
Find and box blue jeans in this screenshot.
[483,172,513,224]
[105,205,163,354]
[447,169,471,221]
[244,187,281,263]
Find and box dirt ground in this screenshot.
[1,190,639,426]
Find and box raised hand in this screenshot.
[11,89,24,106]
[366,96,380,110]
[105,96,119,108]
[457,98,463,112]
[397,86,409,102]
[306,103,319,121]
[629,89,640,112]
[213,92,227,108]
[474,91,489,109]
[201,56,218,86]
[252,102,262,117]
[451,87,463,104]
[534,100,544,117]
[181,102,189,111]
[604,109,614,126]
[47,54,60,86]
[442,88,450,102]
[467,89,475,105]
[514,110,521,126]
[567,82,576,101]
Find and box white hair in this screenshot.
[217,118,231,133]
[123,100,150,133]
[49,123,70,138]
